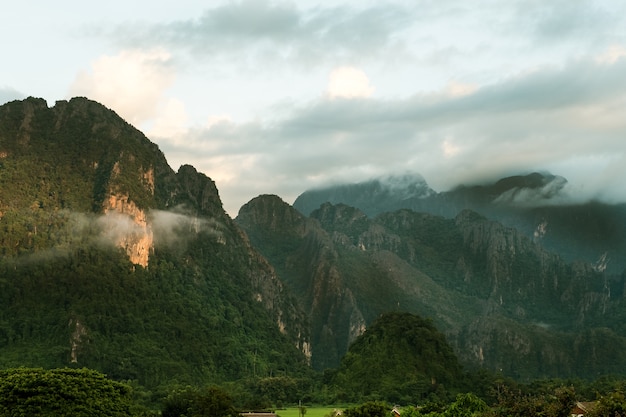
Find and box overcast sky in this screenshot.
[2,1,626,216]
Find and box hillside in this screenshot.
[0,97,311,390]
[237,194,626,379]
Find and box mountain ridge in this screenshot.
[237,193,626,379]
[292,172,626,274]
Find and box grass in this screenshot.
[276,406,341,417]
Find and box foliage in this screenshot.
[442,393,489,417]
[588,390,626,417]
[489,383,575,417]
[0,367,133,416]
[343,402,389,417]
[403,393,488,417]
[243,376,313,408]
[0,238,309,391]
[330,312,466,403]
[161,385,239,417]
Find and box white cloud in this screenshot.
[446,81,477,97]
[326,66,374,99]
[19,0,623,217]
[596,45,626,64]
[159,53,626,216]
[68,49,175,126]
[147,98,189,139]
[112,2,411,68]
[0,86,24,105]
[442,139,461,157]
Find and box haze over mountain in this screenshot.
[293,173,626,274]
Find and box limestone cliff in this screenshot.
[237,195,367,369]
[103,193,153,267]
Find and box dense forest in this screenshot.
[4,312,626,415]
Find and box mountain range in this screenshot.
[293,172,626,274]
[1,97,626,393]
[237,193,626,379]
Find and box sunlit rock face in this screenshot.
[103,193,153,267]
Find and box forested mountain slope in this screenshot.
[0,97,311,390]
[237,194,626,379]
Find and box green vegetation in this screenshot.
[162,385,239,417]
[0,240,310,389]
[278,406,345,417]
[329,313,465,404]
[343,402,389,417]
[0,367,134,416]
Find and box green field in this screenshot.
[276,406,342,417]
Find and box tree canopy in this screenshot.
[0,367,133,416]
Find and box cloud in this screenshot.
[326,66,374,99]
[0,87,25,105]
[147,98,189,138]
[596,45,626,64]
[150,208,222,249]
[492,175,570,207]
[95,209,222,250]
[518,0,620,42]
[10,208,223,264]
[68,49,177,126]
[153,53,626,215]
[111,1,411,67]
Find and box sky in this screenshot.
[2,1,626,216]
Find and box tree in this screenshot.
[545,386,576,417]
[0,367,133,416]
[343,402,389,417]
[443,393,488,417]
[588,390,626,417]
[162,385,239,417]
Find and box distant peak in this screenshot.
[492,173,568,206]
[492,172,562,192]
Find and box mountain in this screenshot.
[0,97,311,390]
[237,194,626,379]
[293,173,626,274]
[294,173,435,218]
[4,96,626,395]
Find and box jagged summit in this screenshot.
[293,172,435,217]
[291,171,626,273]
[453,172,569,206]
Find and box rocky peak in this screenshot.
[310,203,369,233]
[293,173,436,217]
[237,194,308,235]
[175,165,225,217]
